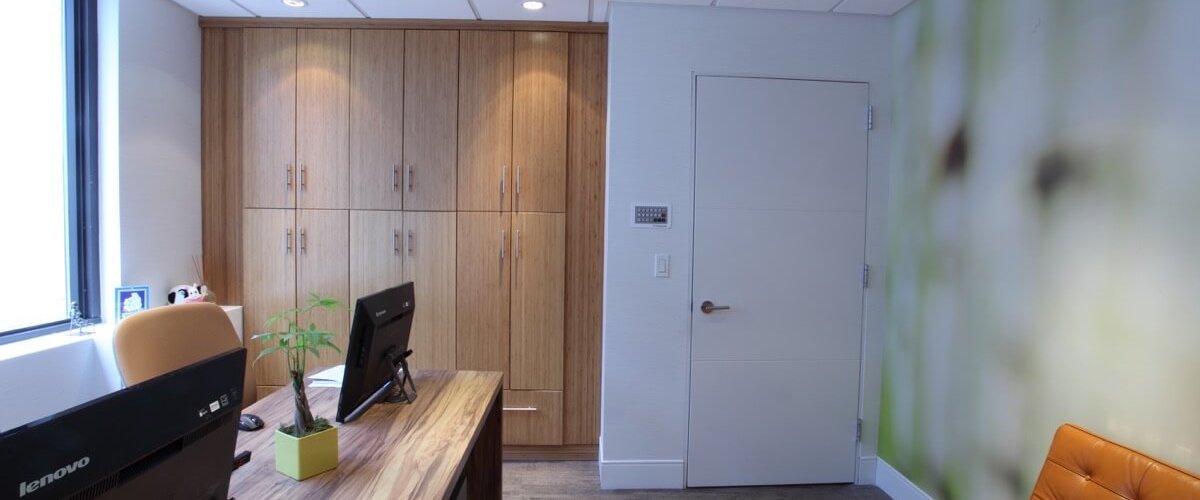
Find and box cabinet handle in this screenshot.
[286,164,293,190]
[502,407,538,412]
[407,230,414,256]
[407,165,414,192]
[393,229,399,255]
[392,164,399,192]
[515,229,521,260]
[299,229,307,254]
[285,228,292,254]
[300,163,307,190]
[516,165,522,195]
[500,165,507,199]
[500,230,506,261]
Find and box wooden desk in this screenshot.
[229,370,503,499]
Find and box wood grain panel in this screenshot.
[201,17,608,33]
[221,29,245,306]
[297,209,350,374]
[298,29,350,209]
[564,33,606,445]
[229,370,503,499]
[350,30,404,210]
[457,212,511,387]
[243,28,296,209]
[458,31,513,212]
[404,30,458,211]
[403,212,457,371]
[255,385,283,401]
[242,209,296,386]
[513,32,568,213]
[510,213,565,391]
[349,210,404,309]
[502,390,563,446]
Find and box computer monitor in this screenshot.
[336,282,417,423]
[0,348,245,500]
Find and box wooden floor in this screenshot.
[503,461,891,499]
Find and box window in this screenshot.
[0,0,99,342]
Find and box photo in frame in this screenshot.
[115,285,150,320]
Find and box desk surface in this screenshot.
[229,370,503,499]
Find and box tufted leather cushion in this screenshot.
[1031,424,1200,500]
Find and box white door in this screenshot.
[687,76,868,487]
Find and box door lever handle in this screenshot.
[700,301,731,314]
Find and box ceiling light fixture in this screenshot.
[523,1,544,10]
[282,0,307,7]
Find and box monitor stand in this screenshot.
[383,347,418,404]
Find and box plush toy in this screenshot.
[167,283,210,305]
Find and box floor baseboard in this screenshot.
[504,445,598,461]
[599,460,687,489]
[874,457,933,500]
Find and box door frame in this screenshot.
[685,72,873,485]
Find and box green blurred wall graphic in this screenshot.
[882,0,1200,498]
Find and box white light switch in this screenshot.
[654,254,670,278]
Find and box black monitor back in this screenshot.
[0,348,245,500]
[337,282,415,423]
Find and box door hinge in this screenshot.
[862,264,870,288]
[857,418,863,441]
[865,105,874,130]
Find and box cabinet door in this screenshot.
[298,210,350,373]
[297,29,350,209]
[513,32,567,213]
[349,210,404,308]
[350,30,404,210]
[457,212,511,387]
[502,390,563,445]
[458,31,513,212]
[402,212,457,371]
[243,29,296,209]
[404,31,458,211]
[242,209,296,387]
[510,213,565,390]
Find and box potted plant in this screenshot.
[253,293,345,481]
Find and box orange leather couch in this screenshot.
[1031,424,1200,499]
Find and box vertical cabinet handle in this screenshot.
[407,230,414,256]
[516,165,522,195]
[299,229,307,254]
[407,165,414,192]
[500,230,506,261]
[285,228,292,254]
[392,164,399,192]
[500,165,507,198]
[515,229,521,259]
[393,229,400,255]
[286,164,293,190]
[300,164,307,190]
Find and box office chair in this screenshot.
[113,303,256,408]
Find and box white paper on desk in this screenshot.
[307,364,345,388]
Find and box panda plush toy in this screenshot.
[167,283,210,305]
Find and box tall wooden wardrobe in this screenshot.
[200,20,607,456]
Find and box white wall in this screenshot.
[114,0,203,312]
[601,3,892,488]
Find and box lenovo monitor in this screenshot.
[336,282,417,423]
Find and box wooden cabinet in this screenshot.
[502,390,563,445]
[458,31,513,212]
[243,29,296,209]
[242,208,296,386]
[510,213,565,390]
[297,210,350,374]
[298,30,351,209]
[512,32,568,213]
[350,30,405,211]
[403,212,457,371]
[456,212,511,385]
[349,210,404,304]
[404,31,459,211]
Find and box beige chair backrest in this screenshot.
[113,303,256,408]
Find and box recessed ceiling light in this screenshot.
[282,0,306,7]
[523,1,544,10]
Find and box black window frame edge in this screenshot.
[1,0,101,346]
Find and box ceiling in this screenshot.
[171,0,916,22]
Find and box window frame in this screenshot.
[0,0,101,344]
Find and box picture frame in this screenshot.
[116,285,151,320]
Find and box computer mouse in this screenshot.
[238,413,264,432]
